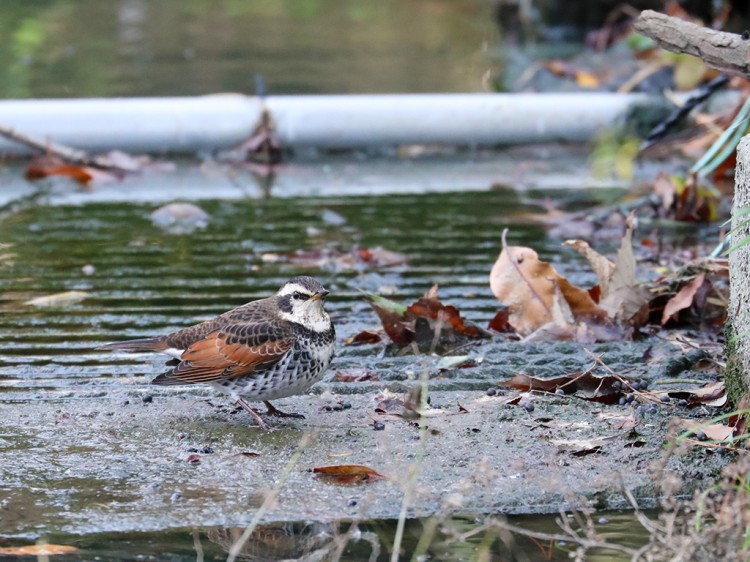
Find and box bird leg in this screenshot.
[234,397,273,431]
[263,400,305,419]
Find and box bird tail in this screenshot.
[100,337,168,353]
[151,371,188,386]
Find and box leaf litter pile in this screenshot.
[339,209,734,453]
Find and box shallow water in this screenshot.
[0,512,650,561]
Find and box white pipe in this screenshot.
[0,93,654,154]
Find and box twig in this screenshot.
[634,10,750,77]
[0,124,133,173]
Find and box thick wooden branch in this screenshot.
[634,10,750,77]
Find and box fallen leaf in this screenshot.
[501,372,631,404]
[487,308,513,332]
[25,291,87,307]
[343,330,383,346]
[549,436,615,457]
[374,398,404,414]
[598,214,650,325]
[457,400,469,413]
[682,421,734,442]
[0,544,79,556]
[367,285,487,347]
[563,239,615,295]
[661,273,706,325]
[333,369,380,383]
[239,451,260,458]
[666,381,726,408]
[489,245,610,336]
[437,355,473,370]
[312,464,385,484]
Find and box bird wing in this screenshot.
[153,321,294,385]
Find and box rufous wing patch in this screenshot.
[166,329,293,383]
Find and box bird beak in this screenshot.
[310,290,330,301]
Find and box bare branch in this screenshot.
[634,10,750,77]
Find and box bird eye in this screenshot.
[293,292,309,301]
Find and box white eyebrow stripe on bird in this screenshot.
[276,283,311,296]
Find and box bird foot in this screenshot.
[263,400,305,419]
[234,398,274,431]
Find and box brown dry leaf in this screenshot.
[598,214,650,325]
[312,464,385,484]
[683,421,734,442]
[0,544,79,556]
[367,286,487,346]
[548,436,615,457]
[562,240,615,294]
[487,308,513,332]
[239,451,260,458]
[406,284,486,339]
[652,172,676,212]
[501,372,630,404]
[333,369,379,383]
[267,247,407,271]
[666,381,726,408]
[489,245,610,336]
[661,273,706,325]
[343,330,383,345]
[357,247,408,267]
[575,70,600,89]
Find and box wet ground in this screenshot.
[0,150,729,560]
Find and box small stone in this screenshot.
[696,431,708,441]
[612,381,621,390]
[123,400,130,405]
[598,517,609,525]
[186,454,202,465]
[347,499,358,507]
[678,399,688,408]
[332,404,344,411]
[486,388,497,397]
[187,447,199,453]
[639,380,649,390]
[81,264,96,276]
[342,402,352,410]
[323,405,333,412]
[170,492,182,502]
[151,202,209,234]
[200,446,214,454]
[626,393,635,403]
[659,394,671,403]
[618,397,627,406]
[555,388,565,396]
[142,395,153,404]
[631,381,641,391]
[521,401,534,413]
[373,421,385,431]
[647,404,658,414]
[636,405,646,415]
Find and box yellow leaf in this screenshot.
[575,70,600,88]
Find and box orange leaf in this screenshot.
[0,544,79,556]
[312,464,385,484]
